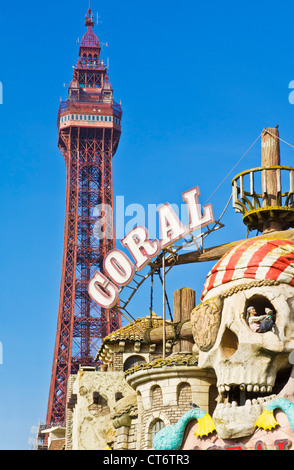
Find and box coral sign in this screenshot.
[88,186,214,309]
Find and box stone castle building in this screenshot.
[43,288,217,450]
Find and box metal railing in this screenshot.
[57,97,122,125]
[59,98,121,113]
[232,166,294,214]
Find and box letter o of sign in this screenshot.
[104,249,135,286]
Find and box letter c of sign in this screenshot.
[88,271,119,309]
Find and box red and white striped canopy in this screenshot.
[201,237,294,300]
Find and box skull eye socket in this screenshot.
[245,295,276,334]
[220,328,239,359]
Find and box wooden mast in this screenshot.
[261,127,283,232]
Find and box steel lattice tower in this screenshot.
[46,6,122,427]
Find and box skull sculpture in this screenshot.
[191,237,294,439]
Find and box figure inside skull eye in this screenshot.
[259,308,276,333]
[246,305,276,333]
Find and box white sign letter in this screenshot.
[121,226,160,270]
[88,271,119,309]
[158,203,188,249]
[182,186,214,232]
[104,249,135,286]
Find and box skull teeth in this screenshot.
[216,394,276,407]
[217,383,274,407]
[218,384,272,394]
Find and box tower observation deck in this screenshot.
[46,5,122,428]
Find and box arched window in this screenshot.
[123,355,146,372]
[150,419,165,442]
[177,382,192,407]
[151,385,163,408]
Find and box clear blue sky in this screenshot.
[1,0,294,450]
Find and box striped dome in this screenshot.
[201,237,294,300]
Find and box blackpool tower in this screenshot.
[46,5,122,427]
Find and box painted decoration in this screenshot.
[153,400,294,450]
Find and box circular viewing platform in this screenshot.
[232,165,294,232]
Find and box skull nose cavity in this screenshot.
[220,328,239,359]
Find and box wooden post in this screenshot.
[261,127,280,166]
[145,320,192,344]
[261,127,282,232]
[173,288,195,353]
[162,255,166,360]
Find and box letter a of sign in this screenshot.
[158,203,188,249]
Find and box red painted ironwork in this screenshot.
[46,6,122,427]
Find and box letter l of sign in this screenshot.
[182,186,214,231]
